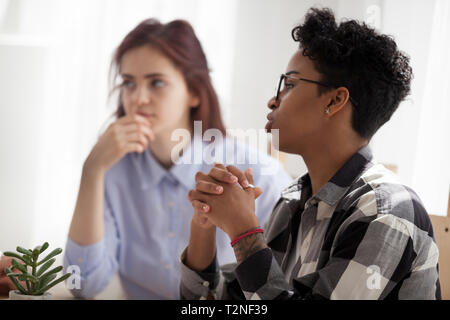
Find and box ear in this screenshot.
[325,87,350,116]
[188,91,200,109]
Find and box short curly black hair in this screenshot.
[292,7,413,139]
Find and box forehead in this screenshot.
[120,44,176,75]
[286,49,319,77]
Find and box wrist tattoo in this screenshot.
[232,232,267,265]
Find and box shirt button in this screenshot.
[164,264,170,270]
[168,201,175,208]
[203,281,209,287]
[77,257,83,264]
[169,232,175,238]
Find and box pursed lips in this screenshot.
[265,111,276,131]
[136,111,156,118]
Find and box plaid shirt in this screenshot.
[180,145,441,300]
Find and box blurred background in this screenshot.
[0,0,449,258]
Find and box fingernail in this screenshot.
[202,205,209,212]
[242,180,249,188]
[230,176,238,183]
[216,186,223,193]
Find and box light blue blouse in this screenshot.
[63,135,292,299]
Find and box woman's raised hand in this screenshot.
[84,114,154,173]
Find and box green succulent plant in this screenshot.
[3,242,71,296]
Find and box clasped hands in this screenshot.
[187,163,263,240]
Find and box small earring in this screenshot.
[325,108,330,114]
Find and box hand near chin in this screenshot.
[188,163,262,239]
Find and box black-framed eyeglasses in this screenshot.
[275,73,358,106]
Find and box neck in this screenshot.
[149,124,192,171]
[301,135,367,195]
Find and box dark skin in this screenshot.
[185,50,368,270]
[186,164,264,268]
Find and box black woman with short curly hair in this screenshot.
[183,7,441,300]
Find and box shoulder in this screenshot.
[337,163,434,241]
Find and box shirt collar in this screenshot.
[281,144,374,207]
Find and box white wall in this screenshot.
[371,0,449,215]
[0,40,50,251]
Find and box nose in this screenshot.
[134,85,151,107]
[267,96,279,110]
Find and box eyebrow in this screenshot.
[120,73,164,79]
[285,70,301,76]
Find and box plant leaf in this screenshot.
[35,274,57,293]
[34,273,71,295]
[11,259,28,274]
[6,272,20,278]
[5,271,28,295]
[32,247,40,261]
[18,273,39,284]
[36,258,55,277]
[21,254,32,265]
[40,266,63,279]
[39,242,49,254]
[37,248,62,266]
[16,247,32,257]
[2,251,27,264]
